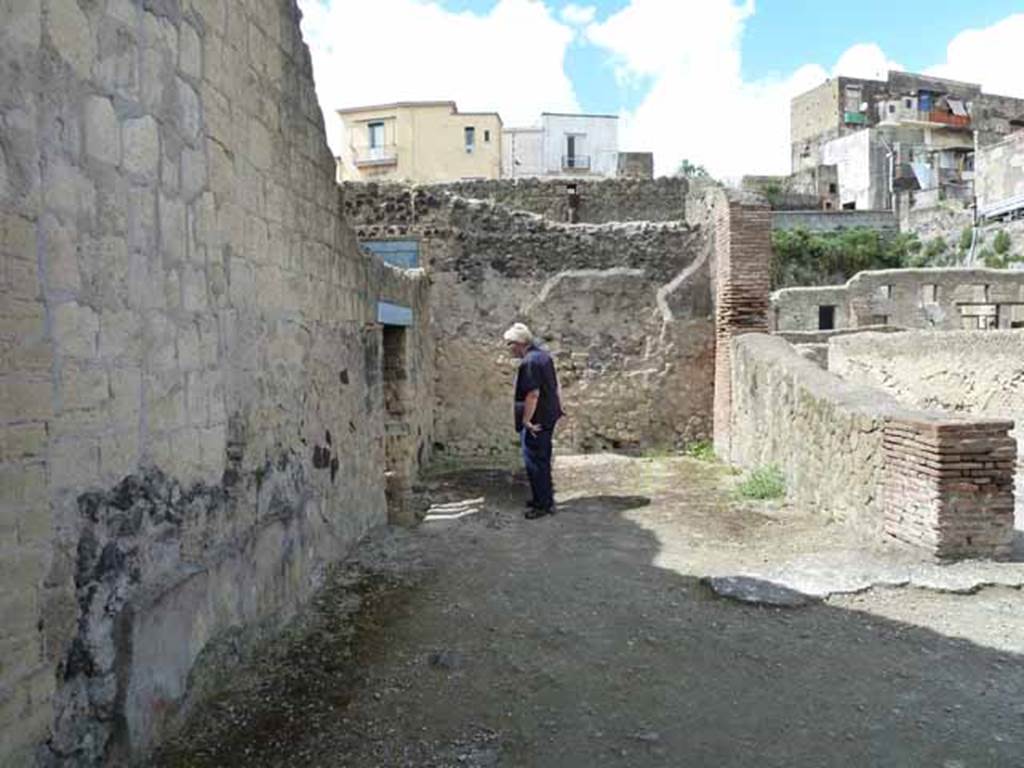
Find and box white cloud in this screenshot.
[560,4,596,26]
[832,43,902,82]
[926,14,1024,98]
[585,0,822,179]
[298,0,579,155]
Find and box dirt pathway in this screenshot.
[155,455,1024,767]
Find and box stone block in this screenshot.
[17,502,53,547]
[179,22,201,79]
[0,422,47,462]
[1,251,40,300]
[106,0,138,26]
[0,0,41,51]
[83,96,119,166]
[108,367,142,424]
[181,263,208,313]
[52,301,99,359]
[176,78,202,144]
[41,216,80,294]
[42,158,96,221]
[123,115,160,182]
[45,0,96,79]
[159,193,186,266]
[145,371,187,433]
[100,430,140,481]
[48,436,99,492]
[181,147,207,202]
[140,46,168,114]
[0,633,40,683]
[100,310,143,361]
[0,376,53,424]
[0,211,37,259]
[0,462,46,508]
[59,362,108,412]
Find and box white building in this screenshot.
[502,113,619,178]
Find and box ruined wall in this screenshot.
[343,184,715,456]
[830,331,1024,526]
[0,1,426,764]
[730,335,895,531]
[730,334,1017,557]
[977,130,1024,214]
[773,268,1024,332]
[414,176,690,224]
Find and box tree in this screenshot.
[675,159,711,179]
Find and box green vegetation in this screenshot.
[675,159,712,180]
[683,440,716,462]
[736,466,786,501]
[770,227,922,289]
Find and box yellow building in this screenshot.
[335,101,503,183]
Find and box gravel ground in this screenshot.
[153,454,1024,767]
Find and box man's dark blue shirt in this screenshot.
[514,344,563,432]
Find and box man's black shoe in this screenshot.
[525,499,538,509]
[524,505,554,520]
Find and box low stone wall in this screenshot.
[830,331,1024,527]
[343,184,714,456]
[773,268,1024,332]
[350,176,691,225]
[730,334,1017,555]
[772,210,898,232]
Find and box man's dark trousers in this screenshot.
[521,427,554,510]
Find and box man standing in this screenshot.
[503,323,563,519]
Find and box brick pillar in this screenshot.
[883,419,1017,559]
[712,192,772,457]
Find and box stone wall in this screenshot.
[772,268,1024,332]
[977,130,1024,215]
[0,1,427,764]
[772,210,897,232]
[729,335,1017,555]
[343,183,715,456]
[829,331,1024,528]
[411,176,690,224]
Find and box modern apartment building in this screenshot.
[335,101,502,183]
[790,71,1024,211]
[503,113,620,178]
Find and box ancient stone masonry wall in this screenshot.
[343,183,714,456]
[417,176,690,224]
[730,334,1018,555]
[0,1,427,764]
[829,331,1024,527]
[773,268,1024,332]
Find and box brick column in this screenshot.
[883,419,1017,559]
[712,192,772,457]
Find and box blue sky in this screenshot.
[299,1,1024,177]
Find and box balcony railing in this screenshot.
[927,111,971,128]
[352,144,398,166]
[562,154,591,170]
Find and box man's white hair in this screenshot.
[502,322,533,344]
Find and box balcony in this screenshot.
[352,144,398,167]
[561,154,591,171]
[927,111,971,128]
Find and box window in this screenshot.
[905,98,913,109]
[828,183,837,194]
[368,121,384,149]
[870,315,889,326]
[842,201,856,210]
[464,126,475,153]
[921,284,938,304]
[878,285,893,300]
[484,129,490,143]
[888,104,896,114]
[818,305,836,331]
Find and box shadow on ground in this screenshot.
[154,458,1024,768]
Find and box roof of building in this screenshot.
[336,101,502,121]
[541,111,620,120]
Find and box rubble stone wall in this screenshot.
[414,176,690,224]
[0,1,427,764]
[343,184,715,456]
[830,331,1024,526]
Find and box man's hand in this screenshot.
[525,421,542,435]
